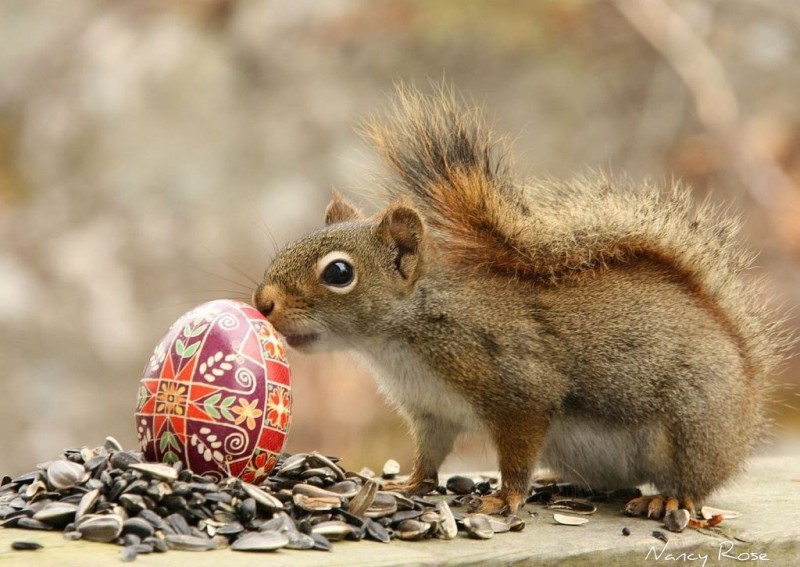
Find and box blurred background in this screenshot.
[1,0,799,477]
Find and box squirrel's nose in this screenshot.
[253,284,280,319]
[259,299,275,317]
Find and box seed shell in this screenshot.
[700,506,741,520]
[381,459,401,479]
[664,509,691,533]
[548,499,596,515]
[553,513,589,526]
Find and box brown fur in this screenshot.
[254,86,790,516]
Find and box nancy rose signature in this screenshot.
[646,540,769,566]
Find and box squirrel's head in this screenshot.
[253,192,426,352]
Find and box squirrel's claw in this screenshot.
[624,495,696,519]
[469,492,524,516]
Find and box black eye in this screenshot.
[321,260,354,286]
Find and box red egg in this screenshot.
[135,299,291,483]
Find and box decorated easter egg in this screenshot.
[135,299,291,483]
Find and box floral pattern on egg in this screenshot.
[135,299,291,483]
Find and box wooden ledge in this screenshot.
[1,456,798,566]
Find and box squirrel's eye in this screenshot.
[316,251,357,294]
[321,260,354,287]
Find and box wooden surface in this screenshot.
[1,456,799,566]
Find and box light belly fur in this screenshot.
[538,415,669,490]
[353,341,481,431]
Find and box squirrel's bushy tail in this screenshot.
[363,85,789,389]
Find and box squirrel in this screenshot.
[253,86,787,517]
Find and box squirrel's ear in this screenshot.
[377,203,425,284]
[325,191,363,225]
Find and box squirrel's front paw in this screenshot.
[468,492,524,516]
[381,477,438,496]
[624,495,696,519]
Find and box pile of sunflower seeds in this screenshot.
[0,438,525,561]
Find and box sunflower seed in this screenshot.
[364,518,391,543]
[109,452,141,470]
[166,512,191,535]
[84,455,109,473]
[548,499,596,515]
[239,497,257,522]
[310,533,332,551]
[119,494,147,515]
[123,479,149,495]
[215,521,244,536]
[11,541,43,551]
[75,489,100,521]
[446,475,475,495]
[311,520,359,541]
[381,460,400,479]
[258,513,294,533]
[391,509,423,523]
[77,514,123,542]
[231,530,289,551]
[284,530,316,549]
[17,517,53,531]
[488,517,511,533]
[307,453,346,481]
[143,536,167,552]
[46,461,89,491]
[128,464,178,482]
[108,479,128,502]
[463,514,494,539]
[32,502,78,527]
[506,514,525,532]
[122,533,141,547]
[392,492,417,510]
[240,482,284,511]
[395,519,430,541]
[652,530,669,543]
[277,453,308,476]
[333,506,367,528]
[364,492,398,518]
[137,509,168,531]
[104,437,124,452]
[436,501,457,540]
[119,545,138,562]
[123,517,154,539]
[164,534,215,551]
[293,493,341,512]
[25,480,47,499]
[348,479,378,516]
[327,480,360,498]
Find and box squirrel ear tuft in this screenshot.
[377,203,425,283]
[325,191,363,225]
